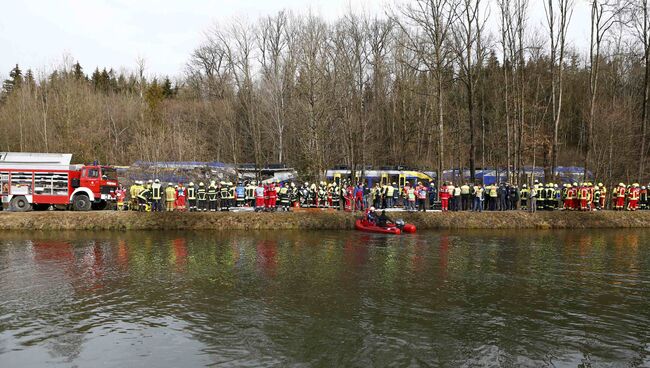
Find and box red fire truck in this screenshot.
[0,152,118,211]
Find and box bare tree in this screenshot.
[453,0,488,181]
[394,0,460,182]
[258,11,296,163]
[585,0,627,179]
[545,0,575,180]
[634,0,650,181]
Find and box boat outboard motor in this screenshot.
[395,219,405,230]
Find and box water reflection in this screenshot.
[0,230,649,367]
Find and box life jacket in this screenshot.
[152,183,162,200]
[566,188,574,200]
[245,185,255,199]
[407,188,416,201]
[197,187,207,200]
[386,186,395,197]
[417,186,427,199]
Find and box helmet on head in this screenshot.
[168,182,173,186]
[189,182,194,187]
[620,183,625,187]
[522,184,527,188]
[370,206,375,211]
[154,179,160,183]
[199,182,205,187]
[598,183,603,187]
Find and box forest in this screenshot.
[0,0,649,184]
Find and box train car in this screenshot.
[325,167,433,189]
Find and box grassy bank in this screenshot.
[2,210,650,231]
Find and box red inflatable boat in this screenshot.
[354,219,417,235]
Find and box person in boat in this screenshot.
[376,210,394,228]
[366,206,377,224]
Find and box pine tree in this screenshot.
[162,76,174,98]
[99,68,110,92]
[2,64,23,94]
[91,68,101,90]
[24,69,35,89]
[73,62,84,80]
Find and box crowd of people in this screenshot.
[116,178,648,213]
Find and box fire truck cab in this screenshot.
[0,152,118,211]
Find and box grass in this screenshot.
[2,210,650,231]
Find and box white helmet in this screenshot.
[370,206,375,211]
[154,179,160,183]
[168,182,173,186]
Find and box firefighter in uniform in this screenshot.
[228,182,236,210]
[164,183,176,211]
[151,179,163,212]
[187,182,197,212]
[130,181,142,211]
[219,182,229,210]
[537,183,546,211]
[332,183,341,209]
[197,182,207,211]
[136,183,151,212]
[615,183,626,210]
[279,183,290,211]
[628,183,640,211]
[245,181,256,207]
[641,186,648,210]
[207,181,218,212]
[599,183,607,210]
[546,183,555,210]
[520,184,529,210]
[593,184,601,210]
[562,184,571,210]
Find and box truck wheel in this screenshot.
[10,196,32,212]
[91,200,108,211]
[73,194,92,211]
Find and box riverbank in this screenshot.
[2,210,650,231]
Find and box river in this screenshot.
[0,230,649,367]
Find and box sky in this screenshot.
[0,0,590,80]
